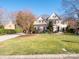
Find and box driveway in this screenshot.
[0,33,25,42]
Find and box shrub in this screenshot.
[0,27,22,34]
[0,29,5,34]
[15,28,22,33]
[66,28,75,33]
[0,25,4,29]
[70,29,75,33]
[66,25,75,33]
[4,29,16,34]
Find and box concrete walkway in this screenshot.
[0,33,25,42]
[0,54,79,59]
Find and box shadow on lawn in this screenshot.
[62,40,79,43]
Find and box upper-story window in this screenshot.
[56,20,59,23]
[39,20,41,23]
[52,16,56,19]
[42,20,44,23]
[38,20,44,23]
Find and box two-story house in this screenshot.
[34,13,68,33]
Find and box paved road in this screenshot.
[0,33,25,42]
[0,54,79,59]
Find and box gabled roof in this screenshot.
[48,13,60,20]
[33,17,47,25]
[37,17,44,21]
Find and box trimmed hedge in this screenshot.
[0,26,22,34]
[0,29,16,34]
[4,29,16,34]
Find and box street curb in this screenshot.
[0,54,79,59]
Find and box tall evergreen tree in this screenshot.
[47,21,53,33]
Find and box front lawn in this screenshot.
[0,34,79,55]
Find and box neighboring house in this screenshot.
[33,17,47,32]
[3,21,15,30]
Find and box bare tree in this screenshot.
[62,0,79,18]
[16,10,35,33]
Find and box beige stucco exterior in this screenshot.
[4,21,15,30]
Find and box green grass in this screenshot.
[0,34,79,55]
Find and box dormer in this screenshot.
[37,17,44,23]
[33,17,47,25]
